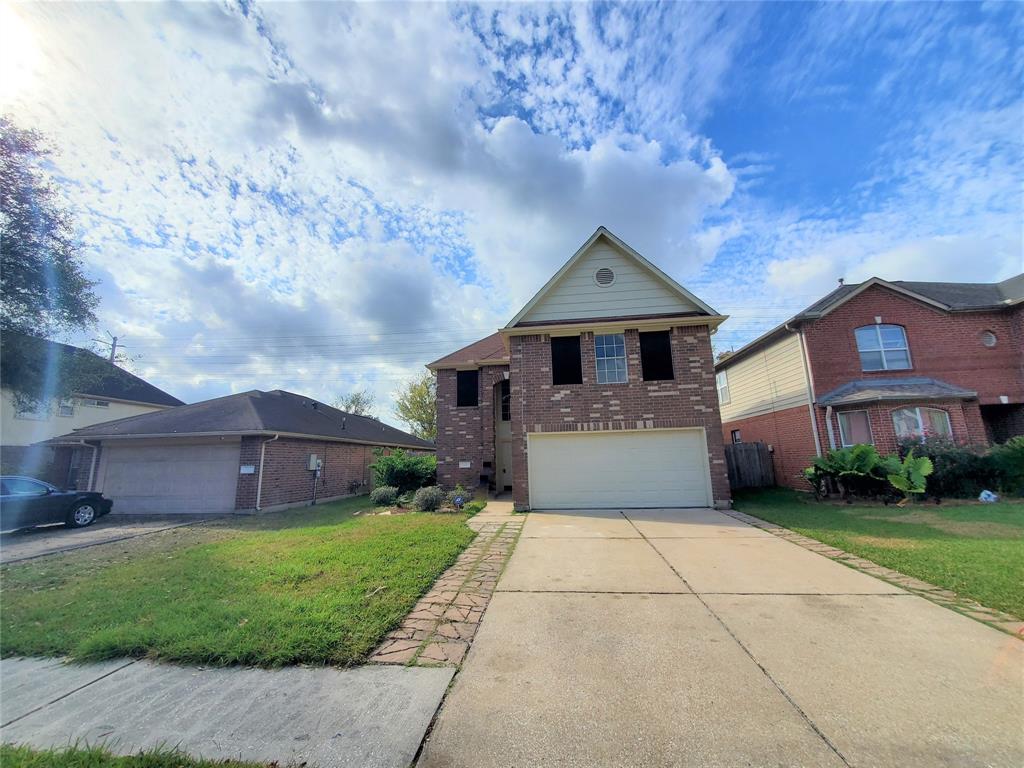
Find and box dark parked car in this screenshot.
[0,476,113,530]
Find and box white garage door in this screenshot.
[98,442,241,514]
[528,429,711,509]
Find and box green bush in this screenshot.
[991,436,1024,496]
[368,485,399,506]
[898,437,1002,498]
[885,449,934,497]
[412,486,446,512]
[803,445,894,498]
[446,484,469,506]
[369,449,437,493]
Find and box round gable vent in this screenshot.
[594,267,615,286]
[981,330,997,348]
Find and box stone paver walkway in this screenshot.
[370,502,523,666]
[722,508,1024,638]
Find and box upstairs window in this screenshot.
[456,370,479,407]
[551,336,583,385]
[595,333,627,384]
[58,398,75,417]
[716,371,730,404]
[639,331,674,381]
[855,324,910,371]
[892,407,951,441]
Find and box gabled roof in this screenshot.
[817,377,977,406]
[504,226,719,328]
[54,389,434,449]
[1,334,183,407]
[717,273,1024,371]
[426,332,508,370]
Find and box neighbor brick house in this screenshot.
[715,275,1024,488]
[50,389,433,513]
[429,227,731,511]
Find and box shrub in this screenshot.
[412,486,446,512]
[369,449,437,493]
[369,485,399,506]
[897,437,1003,499]
[804,445,892,498]
[991,436,1024,496]
[397,490,414,508]
[885,449,934,498]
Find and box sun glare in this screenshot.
[0,2,39,105]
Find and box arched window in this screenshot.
[892,407,952,440]
[854,325,910,371]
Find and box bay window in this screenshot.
[891,407,952,440]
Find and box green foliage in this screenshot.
[462,499,487,516]
[1,118,100,407]
[412,485,446,512]
[333,388,376,417]
[368,485,398,506]
[886,449,934,496]
[898,437,1003,498]
[990,437,1024,496]
[804,445,892,498]
[446,483,469,506]
[1,744,267,768]
[369,448,437,493]
[394,371,437,440]
[0,496,474,666]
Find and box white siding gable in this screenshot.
[517,239,701,324]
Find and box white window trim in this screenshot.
[891,406,953,441]
[855,324,912,371]
[716,371,731,404]
[836,409,873,447]
[58,398,75,417]
[594,333,628,384]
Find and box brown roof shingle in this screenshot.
[427,332,507,369]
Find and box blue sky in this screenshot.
[1,1,1021,423]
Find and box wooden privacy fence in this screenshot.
[724,442,776,489]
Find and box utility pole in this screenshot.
[92,331,122,363]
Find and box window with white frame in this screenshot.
[716,370,730,404]
[891,407,952,441]
[58,398,75,417]
[594,333,627,384]
[837,410,872,446]
[854,324,911,371]
[80,398,110,408]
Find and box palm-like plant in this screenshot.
[886,449,934,505]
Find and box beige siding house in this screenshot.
[717,334,812,423]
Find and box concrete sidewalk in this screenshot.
[419,507,1024,768]
[1,657,453,768]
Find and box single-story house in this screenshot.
[429,226,731,511]
[50,389,434,514]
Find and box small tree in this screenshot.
[1,117,99,407]
[334,388,376,417]
[394,371,436,440]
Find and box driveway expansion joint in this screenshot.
[618,509,854,768]
[721,508,1024,639]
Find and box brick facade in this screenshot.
[234,436,380,511]
[436,365,508,491]
[803,285,1024,407]
[721,405,818,489]
[436,324,731,510]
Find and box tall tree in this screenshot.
[1,117,99,406]
[394,371,436,440]
[334,388,376,417]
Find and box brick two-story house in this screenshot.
[716,275,1024,488]
[429,227,731,511]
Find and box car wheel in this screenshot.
[66,503,97,528]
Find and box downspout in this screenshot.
[790,325,823,457]
[824,406,837,450]
[255,434,279,511]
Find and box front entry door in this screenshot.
[494,379,514,491]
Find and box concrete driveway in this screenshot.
[419,507,1024,768]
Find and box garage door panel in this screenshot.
[528,430,710,509]
[100,443,240,514]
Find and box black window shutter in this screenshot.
[551,336,583,385]
[640,331,674,381]
[456,370,479,407]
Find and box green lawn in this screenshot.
[734,488,1024,618]
[0,497,475,667]
[1,745,270,768]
